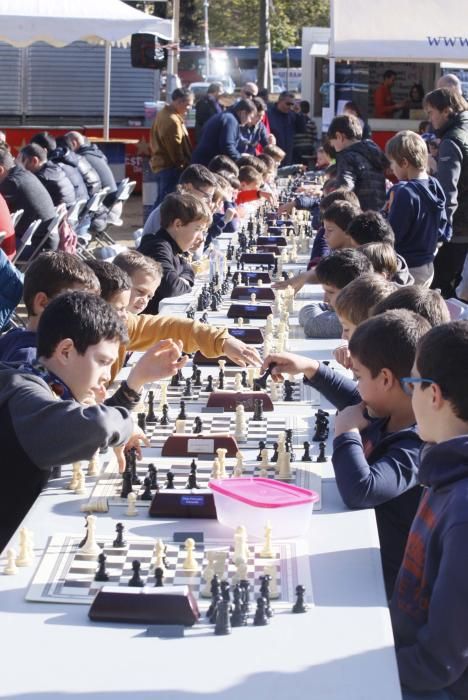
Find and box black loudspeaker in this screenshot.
[131,34,168,70]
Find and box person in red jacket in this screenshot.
[0,192,15,259]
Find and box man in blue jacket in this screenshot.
[391,321,468,699]
[191,99,257,166]
[267,91,306,165]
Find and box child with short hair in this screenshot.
[0,251,100,363]
[372,285,451,326]
[207,154,239,176]
[359,241,398,280]
[235,165,264,205]
[391,320,468,698]
[322,201,360,250]
[113,250,162,315]
[139,192,211,313]
[386,129,449,286]
[333,273,396,369]
[85,259,131,317]
[264,308,431,596]
[299,248,373,338]
[0,290,184,551]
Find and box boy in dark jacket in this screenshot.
[0,290,185,551]
[386,130,449,287]
[391,321,468,699]
[263,309,431,597]
[328,114,389,211]
[139,192,211,313]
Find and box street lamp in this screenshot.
[204,0,210,77]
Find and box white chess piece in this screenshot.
[3,548,17,575]
[247,367,255,388]
[260,448,269,469]
[175,419,186,434]
[270,378,280,402]
[250,293,256,304]
[263,338,272,358]
[278,451,292,480]
[234,373,243,391]
[80,515,102,556]
[213,551,226,578]
[74,471,86,495]
[154,538,166,572]
[232,556,248,584]
[257,279,263,287]
[265,314,274,335]
[211,457,221,479]
[234,451,244,477]
[259,522,274,558]
[218,359,226,372]
[87,452,99,477]
[201,551,216,597]
[182,538,199,572]
[237,317,244,327]
[15,528,32,567]
[159,382,168,410]
[216,448,228,478]
[235,404,247,441]
[67,462,81,490]
[126,492,138,516]
[235,525,249,562]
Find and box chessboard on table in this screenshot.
[86,453,323,513]
[26,533,313,613]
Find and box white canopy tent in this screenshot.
[0,0,173,137]
[329,0,468,114]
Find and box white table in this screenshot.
[0,267,402,699]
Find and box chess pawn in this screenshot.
[250,293,256,304]
[182,537,199,572]
[257,279,263,287]
[16,528,33,567]
[87,451,99,477]
[237,317,244,327]
[211,457,221,480]
[153,538,166,573]
[175,419,186,434]
[260,448,269,469]
[126,492,138,517]
[3,548,17,575]
[234,373,243,391]
[74,471,86,495]
[67,462,81,490]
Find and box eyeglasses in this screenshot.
[191,186,214,203]
[400,377,436,396]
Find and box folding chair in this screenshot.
[10,209,24,230]
[12,219,42,265]
[67,199,87,228]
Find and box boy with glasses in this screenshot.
[392,321,468,699]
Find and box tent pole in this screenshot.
[329,0,336,117]
[104,41,111,140]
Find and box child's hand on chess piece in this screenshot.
[333,344,353,371]
[334,402,370,438]
[127,339,187,390]
[114,427,150,472]
[262,352,319,381]
[277,201,295,216]
[272,270,310,292]
[222,337,262,367]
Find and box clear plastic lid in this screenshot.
[209,478,319,508]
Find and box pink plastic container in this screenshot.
[209,478,319,539]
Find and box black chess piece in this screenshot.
[253,398,264,421]
[147,464,158,489]
[260,574,273,618]
[301,441,312,462]
[218,368,224,390]
[241,370,248,388]
[253,362,276,391]
[165,470,175,489]
[146,390,157,424]
[205,375,214,392]
[137,412,147,432]
[283,380,294,401]
[113,522,126,548]
[316,442,327,463]
[120,467,133,499]
[186,460,200,489]
[292,584,308,613]
[94,552,109,582]
[285,429,296,462]
[253,596,269,625]
[207,574,220,618]
[220,579,231,605]
[130,447,141,485]
[193,416,203,434]
[128,560,144,587]
[239,579,251,613]
[200,311,209,323]
[160,404,170,426]
[191,363,198,382]
[210,295,219,312]
[154,566,164,587]
[140,477,153,501]
[230,584,247,627]
[256,440,266,461]
[170,372,179,388]
[209,593,222,625]
[194,369,202,387]
[183,378,192,397]
[214,599,232,635]
[271,442,279,463]
[177,400,187,420]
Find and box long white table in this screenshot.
[0,276,403,699]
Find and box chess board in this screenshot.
[87,454,323,512]
[141,413,310,447]
[26,533,313,611]
[144,376,320,408]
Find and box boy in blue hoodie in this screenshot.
[391,321,468,699]
[386,130,450,287]
[263,309,431,597]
